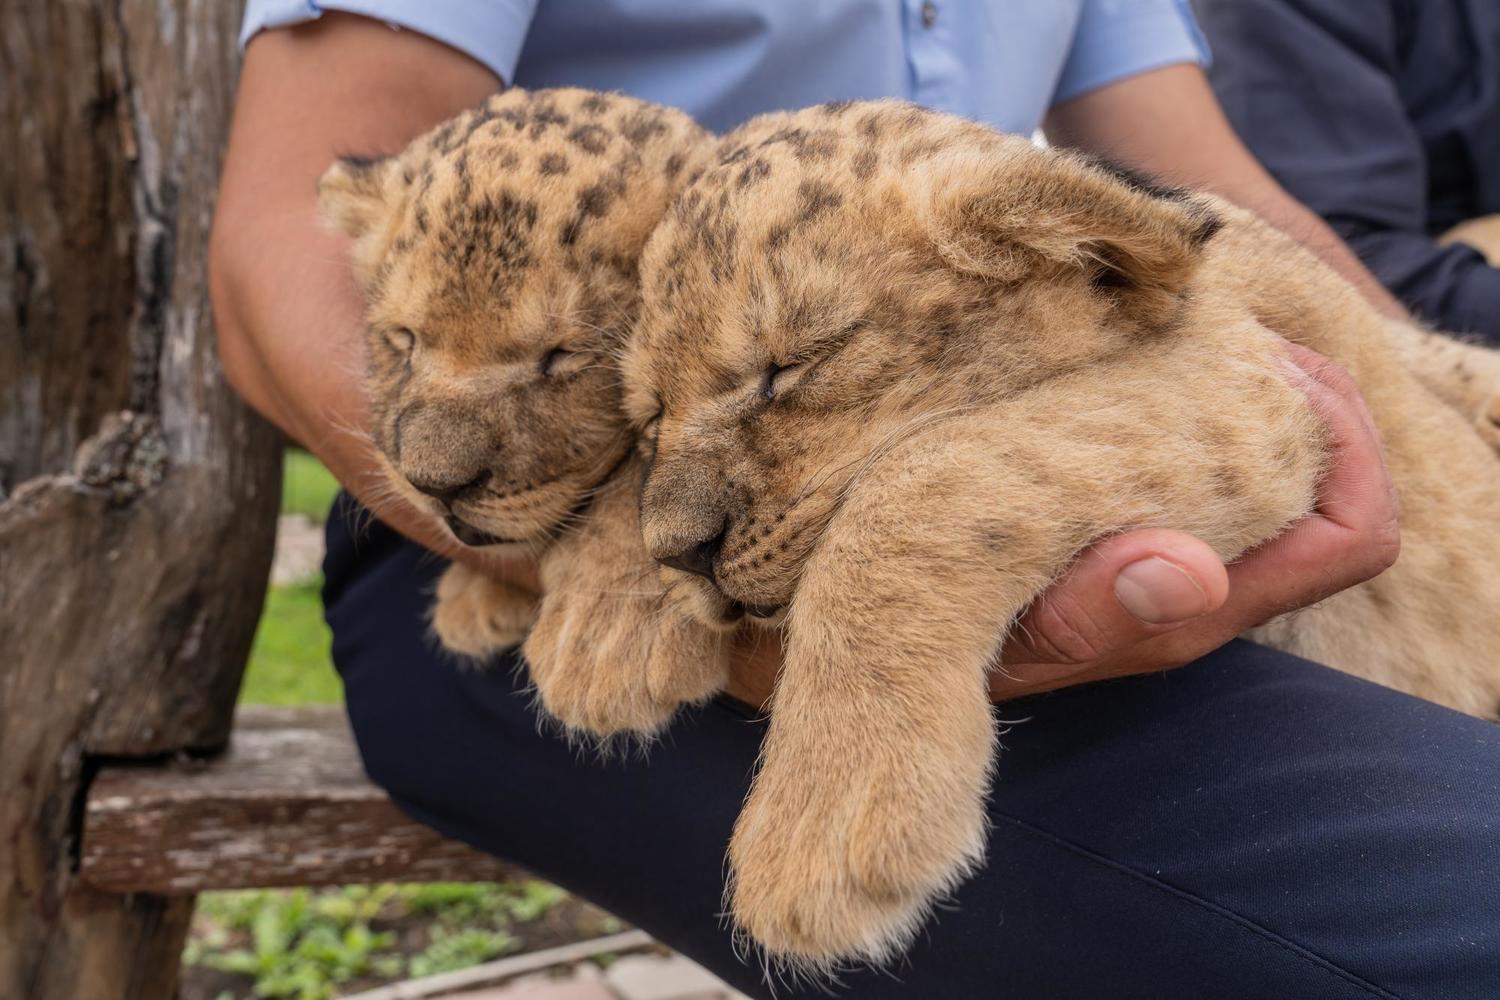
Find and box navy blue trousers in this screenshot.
[325,498,1500,998]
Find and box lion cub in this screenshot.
[624,101,1500,968]
[320,87,727,737]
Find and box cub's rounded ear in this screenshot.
[919,140,1221,313]
[317,154,398,240]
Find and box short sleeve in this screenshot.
[239,0,538,84]
[1053,0,1211,105]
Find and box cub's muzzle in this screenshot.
[655,525,725,583]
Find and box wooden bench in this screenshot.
[79,706,517,895]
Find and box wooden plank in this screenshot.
[79,706,519,894]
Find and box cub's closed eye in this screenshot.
[385,328,415,354]
[759,361,805,401]
[540,346,573,376]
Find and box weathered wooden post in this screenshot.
[0,0,280,995]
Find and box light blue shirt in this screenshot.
[241,0,1208,136]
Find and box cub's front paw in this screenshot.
[728,758,987,973]
[430,563,538,659]
[522,596,728,743]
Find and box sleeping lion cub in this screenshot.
[623,101,1500,968]
[319,87,727,737]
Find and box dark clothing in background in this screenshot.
[1195,0,1500,341]
[326,497,1500,999]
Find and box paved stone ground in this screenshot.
[442,953,750,1000]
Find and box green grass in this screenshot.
[240,576,342,705]
[185,883,575,1000]
[280,449,342,521]
[240,449,343,707]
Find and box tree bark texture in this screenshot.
[0,1,279,996]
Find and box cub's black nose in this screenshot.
[657,527,725,582]
[409,470,491,508]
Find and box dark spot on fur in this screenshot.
[526,97,570,139]
[560,170,629,246]
[581,93,613,115]
[578,183,617,219]
[796,180,842,223]
[568,124,611,155]
[898,139,947,164]
[539,153,569,176]
[664,152,686,179]
[737,158,772,189]
[852,148,878,180]
[897,105,931,131]
[460,107,498,145]
[978,524,1011,552]
[759,127,838,162]
[496,107,530,133]
[619,108,669,145]
[1211,464,1248,501]
[819,100,854,116]
[429,119,459,153]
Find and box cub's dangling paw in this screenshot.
[726,750,988,975]
[430,563,538,659]
[522,587,729,746]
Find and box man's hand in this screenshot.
[725,345,1399,708]
[993,343,1400,697]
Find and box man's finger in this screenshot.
[1001,528,1229,672]
[1229,346,1401,613]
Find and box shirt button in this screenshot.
[921,1,938,27]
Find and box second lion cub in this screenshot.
[625,101,1500,968]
